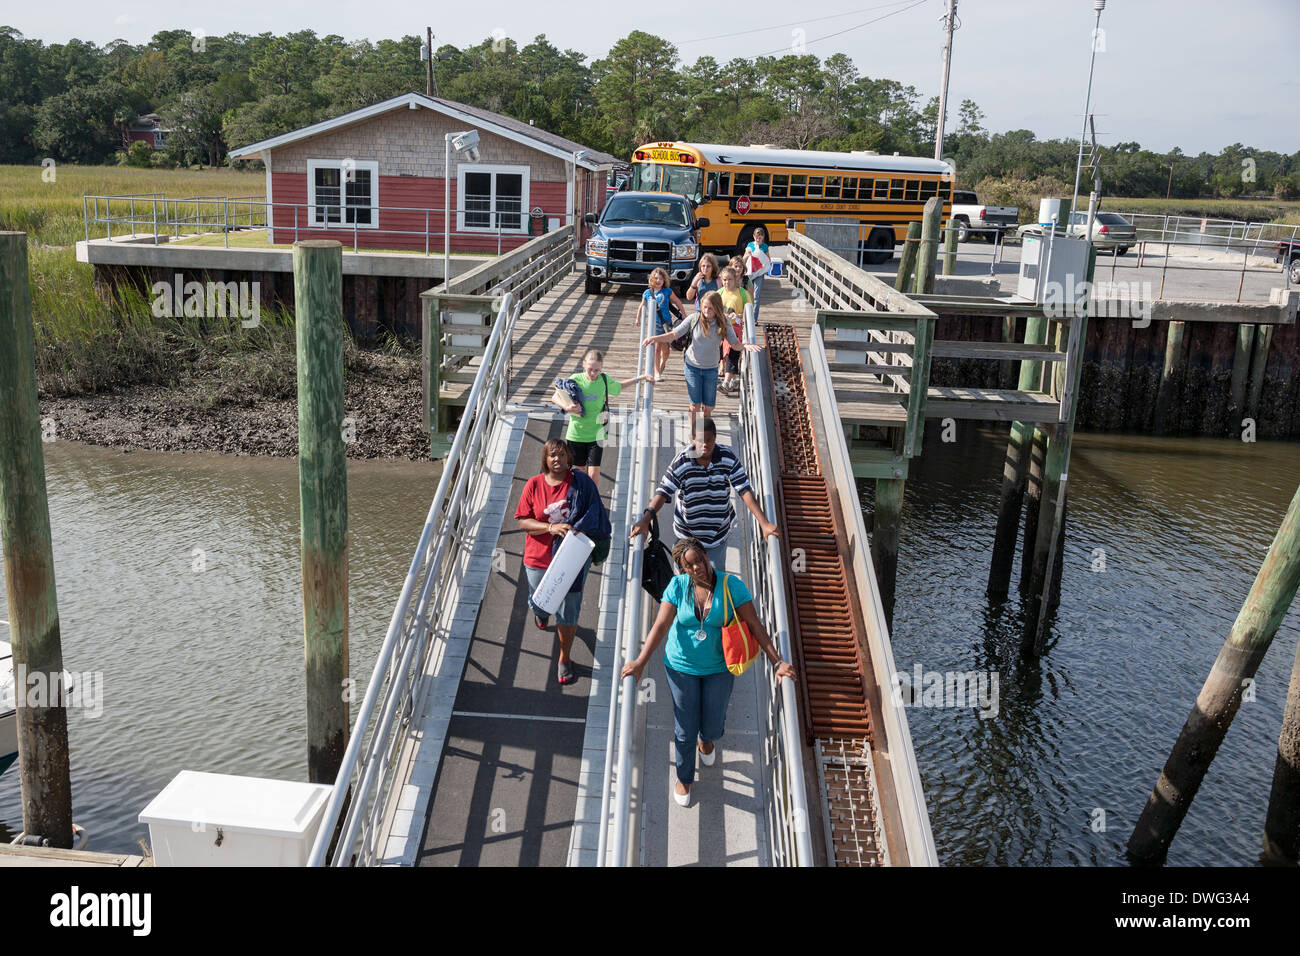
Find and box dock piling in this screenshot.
[871,477,905,628]
[894,222,922,293]
[942,225,957,276]
[1264,638,1300,863]
[0,232,75,848]
[1228,324,1256,433]
[294,240,351,785]
[1127,481,1300,865]
[1154,320,1186,435]
[913,197,943,296]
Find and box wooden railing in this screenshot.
[786,230,936,460]
[419,225,575,456]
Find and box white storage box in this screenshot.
[139,771,334,867]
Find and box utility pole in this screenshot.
[425,28,434,98]
[934,0,957,160]
[1070,0,1106,219]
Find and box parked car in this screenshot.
[950,189,1018,242]
[1275,236,1300,285]
[1016,211,1138,254]
[583,191,706,296]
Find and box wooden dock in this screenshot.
[0,844,151,867]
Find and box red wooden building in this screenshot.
[227,92,619,255]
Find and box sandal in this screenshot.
[557,660,576,685]
[534,612,550,630]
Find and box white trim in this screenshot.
[229,91,612,171]
[307,158,380,230]
[566,160,575,253]
[264,151,273,234]
[457,164,530,234]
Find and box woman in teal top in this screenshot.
[622,537,796,807]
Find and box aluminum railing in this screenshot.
[738,303,816,866]
[82,193,575,255]
[307,290,521,867]
[1117,212,1300,256]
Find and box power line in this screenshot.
[675,0,920,47]
[749,0,930,58]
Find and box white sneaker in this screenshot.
[673,784,691,807]
[698,743,716,766]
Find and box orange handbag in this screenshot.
[720,574,760,676]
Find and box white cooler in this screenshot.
[139,771,333,866]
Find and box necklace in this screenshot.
[693,571,716,630]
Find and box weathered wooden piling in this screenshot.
[1245,324,1273,424]
[0,232,74,848]
[294,240,350,785]
[1127,481,1300,865]
[1227,324,1256,432]
[1264,638,1300,863]
[913,197,943,296]
[894,222,922,293]
[988,314,1048,597]
[1154,320,1186,435]
[871,478,905,627]
[1019,426,1047,594]
[942,225,957,276]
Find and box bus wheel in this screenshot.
[860,229,894,265]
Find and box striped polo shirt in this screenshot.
[656,443,753,549]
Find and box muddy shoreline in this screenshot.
[38,353,432,461]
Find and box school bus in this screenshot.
[629,141,954,264]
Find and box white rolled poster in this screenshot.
[531,531,595,614]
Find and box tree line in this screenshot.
[2,25,1296,199]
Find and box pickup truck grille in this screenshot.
[609,240,672,265]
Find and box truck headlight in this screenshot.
[672,242,697,260]
[586,239,607,257]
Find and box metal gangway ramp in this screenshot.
[306,269,937,867]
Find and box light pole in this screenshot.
[571,149,588,254]
[444,129,480,289]
[1070,0,1106,220]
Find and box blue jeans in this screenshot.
[704,539,727,574]
[749,273,766,320]
[664,664,735,785]
[682,361,718,407]
[524,561,590,627]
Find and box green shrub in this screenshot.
[126,141,153,168]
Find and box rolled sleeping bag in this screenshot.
[531,531,595,614]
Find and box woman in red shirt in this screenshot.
[515,438,602,685]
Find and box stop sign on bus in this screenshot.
[736,195,751,215]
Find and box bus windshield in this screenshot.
[631,162,703,204]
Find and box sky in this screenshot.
[9,0,1299,155]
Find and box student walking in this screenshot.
[640,291,762,437]
[636,267,686,382]
[552,348,650,487]
[743,226,771,320]
[627,417,779,573]
[685,253,721,304]
[718,267,752,395]
[515,439,611,685]
[620,536,795,806]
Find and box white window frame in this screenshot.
[457,164,530,234]
[307,158,380,229]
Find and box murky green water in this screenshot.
[870,426,1300,866]
[2,432,1297,865]
[0,443,438,854]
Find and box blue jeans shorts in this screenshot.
[683,360,718,407]
[525,561,590,627]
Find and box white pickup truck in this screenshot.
[950,190,1019,242]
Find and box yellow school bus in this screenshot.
[630,141,954,264]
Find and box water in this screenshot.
[2,434,1297,865]
[870,426,1300,866]
[0,443,438,854]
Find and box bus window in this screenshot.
[874,179,889,200]
[790,174,806,198]
[772,174,789,198]
[824,176,840,199]
[753,173,771,198]
[842,177,858,199]
[733,172,752,196]
[719,171,731,195]
[919,180,938,201]
[905,180,920,201]
[890,179,904,201]
[808,176,824,198]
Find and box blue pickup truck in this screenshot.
[583,191,707,296]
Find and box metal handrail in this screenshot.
[307,290,521,867]
[599,281,655,866]
[740,302,815,866]
[82,193,576,255]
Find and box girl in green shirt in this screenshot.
[552,348,649,486]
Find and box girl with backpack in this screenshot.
[635,267,686,382]
[552,348,650,487]
[641,291,763,438]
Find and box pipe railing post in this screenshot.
[294,240,351,784]
[0,231,75,848]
